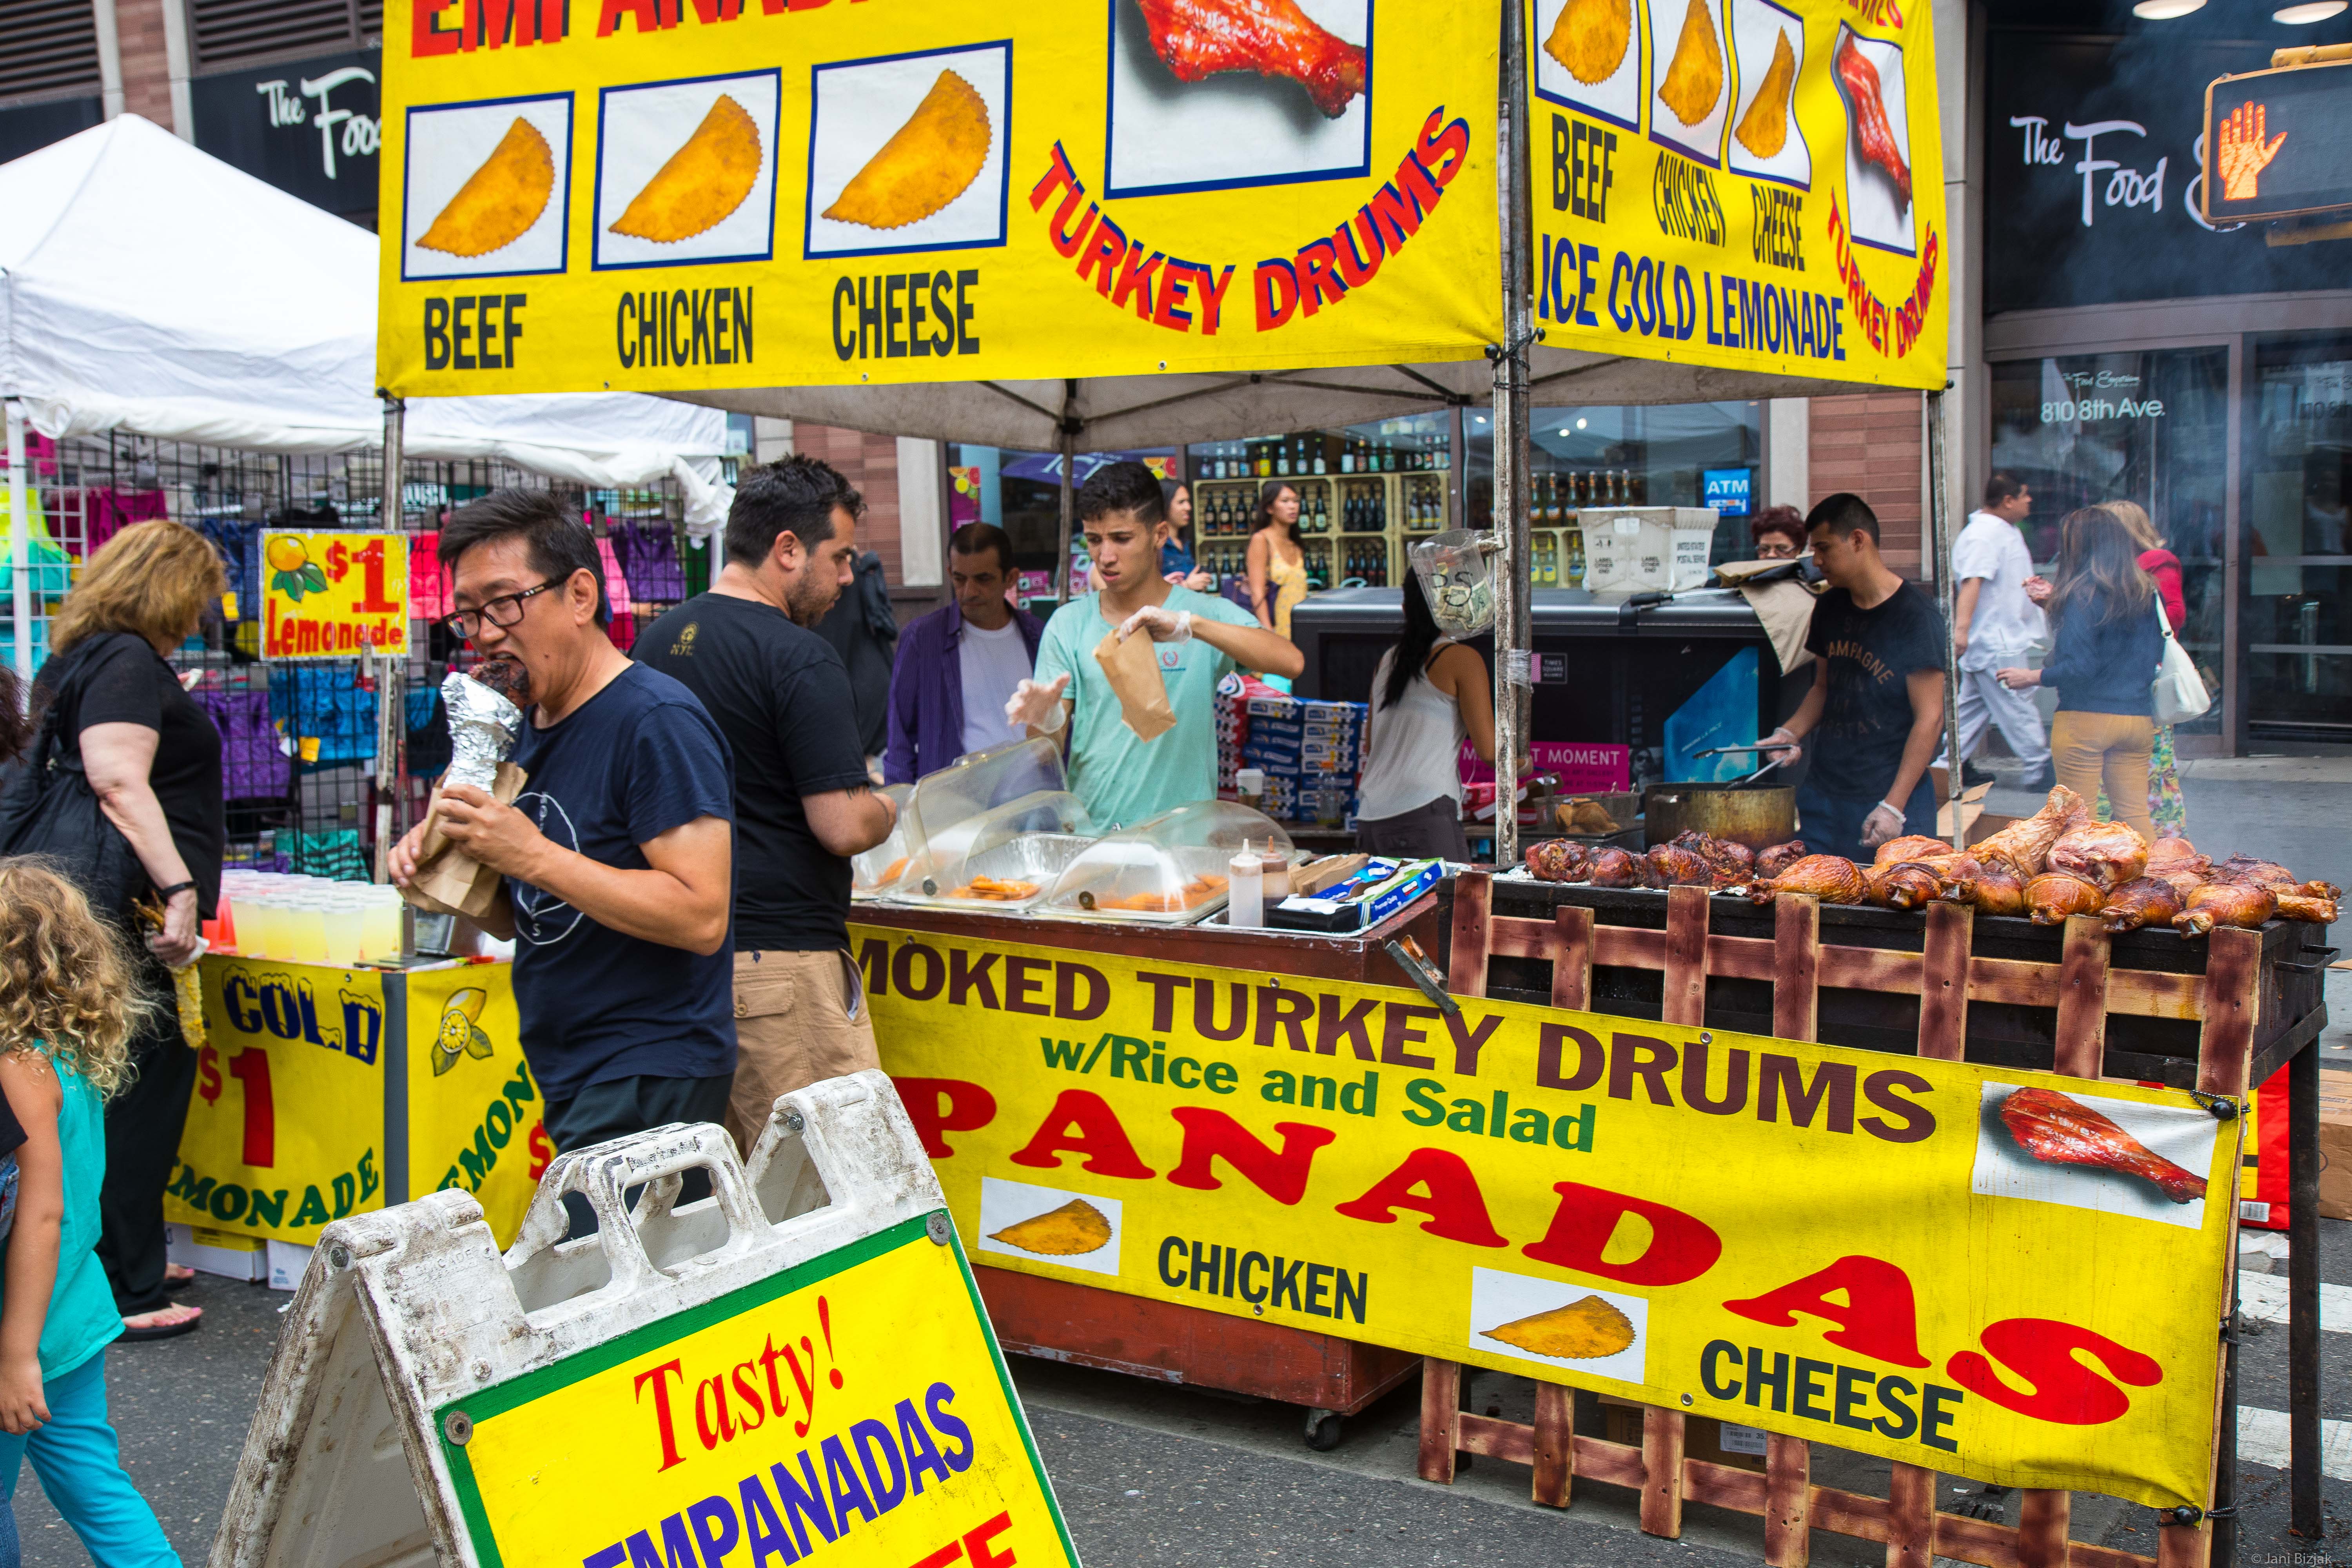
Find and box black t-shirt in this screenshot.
[506,662,737,1103]
[1802,583,1945,801]
[35,633,225,918]
[636,593,874,952]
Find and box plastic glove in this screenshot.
[1005,673,1071,734]
[1759,726,1803,765]
[1861,802,1907,849]
[1118,604,1193,644]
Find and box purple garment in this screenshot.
[196,687,290,802]
[82,488,169,557]
[884,600,1044,785]
[616,518,687,602]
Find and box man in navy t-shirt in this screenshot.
[390,489,738,1168]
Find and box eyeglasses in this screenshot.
[1755,542,1802,560]
[438,580,564,639]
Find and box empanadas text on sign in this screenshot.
[822,69,992,231]
[989,1198,1113,1256]
[418,118,555,258]
[1659,0,1725,127]
[1544,0,1633,87]
[609,93,765,243]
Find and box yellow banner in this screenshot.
[1527,0,1947,387]
[858,926,2232,1508]
[438,1216,1078,1568]
[375,0,1501,396]
[408,963,548,1247]
[169,957,387,1243]
[259,532,411,660]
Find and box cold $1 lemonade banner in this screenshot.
[857,927,2234,1508]
[1527,0,1948,387]
[376,0,1501,395]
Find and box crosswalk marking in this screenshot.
[2237,1408,2352,1480]
[2236,1270,2352,1335]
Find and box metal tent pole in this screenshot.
[376,397,407,889]
[2290,1028,2323,1540]
[1054,379,1079,606]
[1490,0,1533,870]
[1926,389,1964,850]
[5,399,29,680]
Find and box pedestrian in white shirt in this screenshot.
[1938,471,2053,790]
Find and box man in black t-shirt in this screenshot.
[388,489,739,1179]
[1761,494,1948,862]
[637,457,899,1154]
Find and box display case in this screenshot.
[849,783,918,902]
[1191,467,1452,593]
[1042,801,1294,924]
[896,790,1096,913]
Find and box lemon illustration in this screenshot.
[267,536,328,602]
[432,987,495,1076]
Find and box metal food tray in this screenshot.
[897,833,1096,914]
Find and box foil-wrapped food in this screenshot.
[442,667,523,793]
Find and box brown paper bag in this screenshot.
[401,761,530,920]
[1093,628,1175,742]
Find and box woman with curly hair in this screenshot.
[0,859,177,1566]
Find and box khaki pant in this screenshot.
[728,948,878,1155]
[2049,710,2155,844]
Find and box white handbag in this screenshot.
[2151,597,2212,726]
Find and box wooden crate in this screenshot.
[1416,873,2267,1568]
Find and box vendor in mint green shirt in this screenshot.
[1009,461,1304,829]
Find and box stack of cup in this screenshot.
[217,870,407,965]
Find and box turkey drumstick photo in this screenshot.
[1137,0,1368,117]
[1835,32,1912,209]
[1998,1087,2207,1204]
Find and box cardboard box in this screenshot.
[165,1222,267,1282]
[267,1240,313,1292]
[1576,507,1719,594]
[1600,1396,1766,1472]
[2316,1070,2352,1222]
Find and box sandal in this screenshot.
[120,1303,203,1341]
[163,1264,196,1291]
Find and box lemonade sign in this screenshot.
[261,532,411,660]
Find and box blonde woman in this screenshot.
[0,860,178,1562]
[21,521,225,1340]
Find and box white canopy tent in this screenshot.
[0,114,737,673]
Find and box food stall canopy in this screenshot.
[0,115,729,512]
[659,354,1878,453]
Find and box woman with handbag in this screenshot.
[2098,500,2189,837]
[1996,508,2163,843]
[5,522,226,1341]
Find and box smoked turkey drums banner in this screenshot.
[374,0,1501,394]
[858,927,2233,1509]
[1526,0,1948,387]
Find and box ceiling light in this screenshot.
[2275,1,2345,21]
[1576,417,1589,430]
[1559,428,1572,436]
[2132,0,2204,17]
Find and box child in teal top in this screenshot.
[0,861,179,1568]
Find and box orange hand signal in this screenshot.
[2218,101,2287,202]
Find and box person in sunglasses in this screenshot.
[390,490,737,1185]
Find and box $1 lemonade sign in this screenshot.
[859,928,2235,1509]
[438,1216,1078,1568]
[260,531,410,659]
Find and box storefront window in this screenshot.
[1183,413,1456,591]
[2244,336,2352,743]
[1464,401,1764,576]
[946,444,1173,602]
[1988,348,2229,736]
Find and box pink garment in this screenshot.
[82,487,169,556]
[595,533,633,616]
[411,530,453,622]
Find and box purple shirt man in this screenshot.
[885,523,1045,785]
